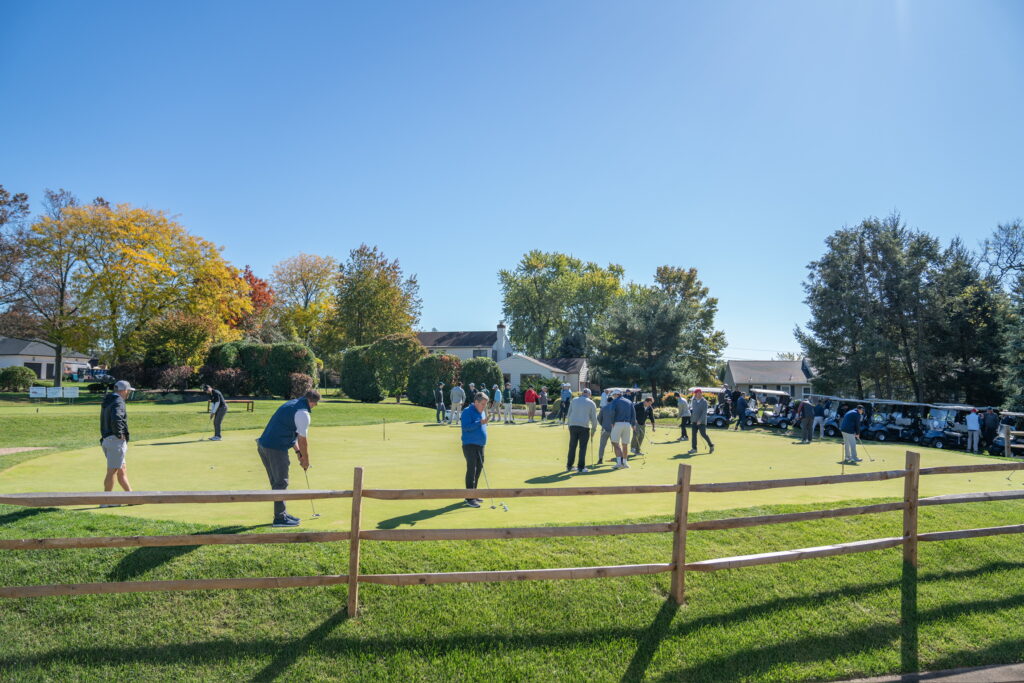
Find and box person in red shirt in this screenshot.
[524,386,538,422]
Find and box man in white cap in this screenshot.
[99,380,134,498]
[608,388,638,469]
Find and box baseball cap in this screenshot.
[611,388,622,396]
[114,380,134,392]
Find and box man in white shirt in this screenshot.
[966,408,981,453]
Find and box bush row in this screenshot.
[201,341,318,397]
[0,366,37,391]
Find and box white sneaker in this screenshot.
[209,436,222,441]
[579,468,589,473]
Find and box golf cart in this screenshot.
[988,411,1024,457]
[860,400,930,443]
[815,396,863,438]
[690,387,730,428]
[919,405,973,450]
[750,389,793,430]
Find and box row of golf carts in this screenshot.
[693,387,1024,456]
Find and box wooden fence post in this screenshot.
[348,467,364,617]
[670,463,692,605]
[903,451,920,568]
[1004,424,1012,459]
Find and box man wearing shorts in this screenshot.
[608,389,638,469]
[99,380,134,500]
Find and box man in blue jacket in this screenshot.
[840,405,865,464]
[256,389,320,527]
[461,391,490,507]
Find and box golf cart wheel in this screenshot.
[876,432,887,442]
[934,440,945,449]
[745,416,755,427]
[825,427,837,437]
[713,418,725,428]
[778,421,789,430]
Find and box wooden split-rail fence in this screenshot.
[3,451,1024,616]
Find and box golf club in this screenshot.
[857,436,875,462]
[300,458,321,518]
[480,468,508,511]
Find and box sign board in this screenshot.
[46,387,62,399]
[29,386,46,399]
[63,386,80,399]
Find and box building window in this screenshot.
[802,387,811,399]
[472,350,487,358]
[491,350,498,361]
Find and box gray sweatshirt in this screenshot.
[677,397,691,418]
[567,395,599,430]
[450,386,466,404]
[691,397,709,425]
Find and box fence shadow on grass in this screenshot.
[0,507,54,526]
[106,526,254,581]
[4,564,1024,680]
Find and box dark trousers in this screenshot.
[462,444,484,499]
[567,426,591,470]
[801,416,814,441]
[541,404,548,419]
[679,416,690,440]
[257,443,290,517]
[631,424,647,453]
[213,407,226,437]
[691,423,713,450]
[559,399,570,421]
[436,402,446,422]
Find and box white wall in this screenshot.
[498,355,566,388]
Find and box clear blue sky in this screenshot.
[2,1,1021,359]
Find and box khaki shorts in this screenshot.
[102,435,127,469]
[611,422,632,445]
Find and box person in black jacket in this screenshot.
[204,384,228,441]
[99,380,134,498]
[434,383,447,423]
[630,396,656,455]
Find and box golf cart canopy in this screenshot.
[931,404,976,412]
[1001,411,1024,418]
[751,389,790,398]
[689,387,724,394]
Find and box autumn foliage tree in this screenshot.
[330,244,421,348]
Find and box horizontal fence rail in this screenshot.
[3,451,1024,614]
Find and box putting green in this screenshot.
[0,421,1017,529]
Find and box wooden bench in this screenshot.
[208,399,254,412]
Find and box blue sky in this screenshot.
[2,1,1021,359]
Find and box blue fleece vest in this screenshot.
[258,397,309,451]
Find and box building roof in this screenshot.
[416,331,497,348]
[502,354,568,375]
[538,357,587,374]
[727,359,811,385]
[0,337,91,360]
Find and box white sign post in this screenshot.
[29,386,46,399]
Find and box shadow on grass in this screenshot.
[138,440,206,447]
[0,507,54,525]
[5,561,1024,680]
[524,472,575,484]
[107,526,254,581]
[902,561,918,673]
[376,503,465,529]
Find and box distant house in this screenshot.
[724,359,815,400]
[0,337,92,380]
[415,323,590,390]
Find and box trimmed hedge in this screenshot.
[0,366,38,391]
[407,354,462,407]
[204,341,318,397]
[341,345,384,403]
[460,357,503,398]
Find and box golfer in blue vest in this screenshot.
[460,391,490,508]
[256,389,321,527]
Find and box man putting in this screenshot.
[204,383,227,441]
[256,389,321,527]
[840,404,865,464]
[608,389,637,469]
[460,391,490,508]
[99,380,134,502]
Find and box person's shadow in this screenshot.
[106,525,256,581]
[376,503,465,529]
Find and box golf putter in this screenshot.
[299,454,321,518]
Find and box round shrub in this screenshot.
[288,372,316,398]
[368,334,427,401]
[154,365,194,391]
[340,345,384,403]
[206,368,250,397]
[266,343,318,397]
[460,357,502,399]
[407,354,461,407]
[0,366,38,391]
[109,361,146,389]
[206,341,242,370]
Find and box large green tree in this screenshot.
[590,279,725,397]
[368,333,428,402]
[330,244,421,349]
[499,251,623,358]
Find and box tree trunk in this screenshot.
[54,343,64,388]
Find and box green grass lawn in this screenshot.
[0,418,1019,529]
[2,497,1024,681]
[3,406,1024,681]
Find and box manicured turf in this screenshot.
[0,417,1019,529]
[2,496,1024,681]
